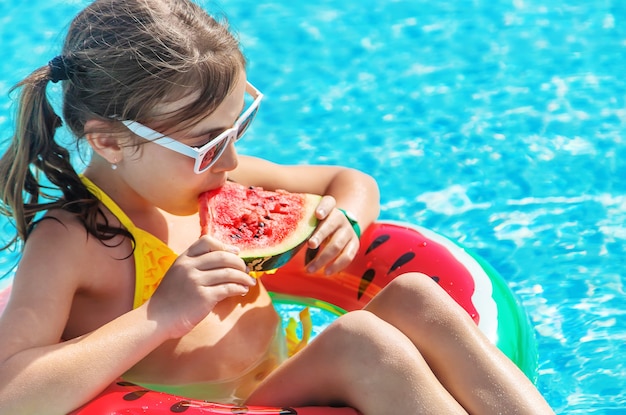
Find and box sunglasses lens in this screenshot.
[195,92,261,173]
[235,106,259,142]
[198,135,230,172]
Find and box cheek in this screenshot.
[146,144,191,169]
[140,174,202,215]
[130,145,195,181]
[124,147,201,213]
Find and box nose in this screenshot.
[211,139,238,172]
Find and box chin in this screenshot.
[162,199,199,216]
[177,206,200,216]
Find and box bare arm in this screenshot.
[0,304,168,413]
[231,155,380,231]
[0,216,255,414]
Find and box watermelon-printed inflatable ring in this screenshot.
[264,221,538,381]
[0,221,537,414]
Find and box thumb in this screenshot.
[187,235,240,257]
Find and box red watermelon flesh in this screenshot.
[199,181,321,271]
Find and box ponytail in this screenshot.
[0,63,97,249]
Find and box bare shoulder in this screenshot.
[0,208,133,358]
[25,208,118,278]
[0,210,88,358]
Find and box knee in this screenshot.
[310,311,429,407]
[372,272,449,311]
[367,272,470,329]
[324,310,388,346]
[384,272,439,298]
[319,311,416,364]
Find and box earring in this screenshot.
[111,158,118,170]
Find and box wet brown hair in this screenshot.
[0,0,245,249]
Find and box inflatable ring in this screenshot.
[0,221,537,414]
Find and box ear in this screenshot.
[84,119,125,164]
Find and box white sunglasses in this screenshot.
[121,82,263,174]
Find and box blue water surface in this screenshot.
[1,0,626,413]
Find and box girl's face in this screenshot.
[118,73,248,216]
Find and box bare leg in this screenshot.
[246,310,467,415]
[365,273,555,415]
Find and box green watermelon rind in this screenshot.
[471,253,539,382]
[238,193,321,272]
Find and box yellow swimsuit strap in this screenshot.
[80,175,136,231]
[80,175,178,308]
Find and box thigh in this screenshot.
[245,310,380,407]
[245,310,466,414]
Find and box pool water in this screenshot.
[1,0,625,413]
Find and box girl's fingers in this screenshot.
[308,207,351,250]
[186,235,240,257]
[196,266,257,288]
[306,225,358,274]
[192,250,247,273]
[315,195,337,221]
[149,237,255,337]
[323,237,360,275]
[184,236,248,271]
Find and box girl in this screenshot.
[0,0,554,414]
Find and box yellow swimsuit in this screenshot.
[81,176,177,309]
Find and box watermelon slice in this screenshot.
[198,181,321,272]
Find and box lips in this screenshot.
[200,175,228,197]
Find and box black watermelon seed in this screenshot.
[305,247,319,265]
[365,234,390,255]
[389,252,416,274]
[358,268,376,300]
[170,401,191,412]
[122,390,149,401]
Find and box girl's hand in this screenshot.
[147,235,257,339]
[305,195,360,275]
